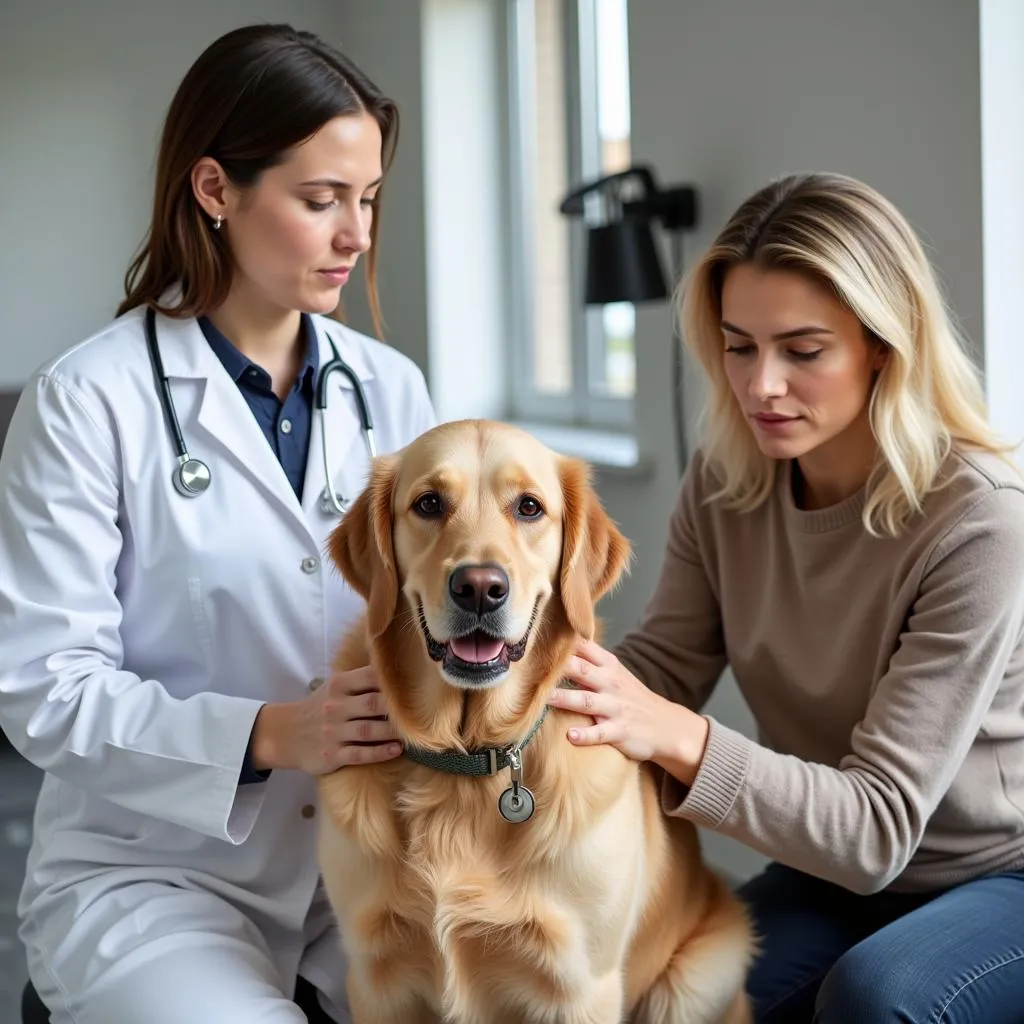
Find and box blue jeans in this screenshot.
[737,862,1024,1023]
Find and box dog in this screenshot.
[317,419,755,1023]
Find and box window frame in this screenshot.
[504,0,633,431]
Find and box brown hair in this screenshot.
[117,23,398,336]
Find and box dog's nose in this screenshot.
[449,564,509,615]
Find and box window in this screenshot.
[507,0,634,429]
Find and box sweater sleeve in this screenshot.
[662,486,1024,894]
[612,458,728,711]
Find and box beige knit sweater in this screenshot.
[614,449,1024,894]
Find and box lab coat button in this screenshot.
[301,804,316,819]
[301,556,319,574]
[308,676,325,692]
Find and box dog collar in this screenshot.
[402,707,549,777]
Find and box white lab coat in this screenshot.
[0,304,436,1021]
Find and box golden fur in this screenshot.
[317,420,756,1023]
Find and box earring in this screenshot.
[212,215,223,230]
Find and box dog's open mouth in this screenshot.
[418,607,535,686]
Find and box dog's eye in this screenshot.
[516,495,544,520]
[413,492,444,517]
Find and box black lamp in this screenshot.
[559,164,698,473]
[583,218,669,305]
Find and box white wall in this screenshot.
[0,0,366,387]
[980,0,1024,449]
[421,0,508,421]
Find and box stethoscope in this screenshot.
[144,306,376,515]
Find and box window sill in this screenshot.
[508,421,655,479]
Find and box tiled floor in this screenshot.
[1,747,41,1023]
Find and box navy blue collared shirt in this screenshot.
[198,313,319,502]
[198,313,319,784]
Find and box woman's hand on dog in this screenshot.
[250,667,403,775]
[547,638,710,786]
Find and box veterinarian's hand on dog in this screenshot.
[251,667,403,775]
[547,638,711,786]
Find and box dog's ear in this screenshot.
[557,457,632,639]
[327,455,400,638]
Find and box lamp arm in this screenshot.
[560,165,697,233]
[558,164,661,217]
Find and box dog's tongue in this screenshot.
[449,632,505,664]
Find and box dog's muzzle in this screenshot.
[418,565,538,686]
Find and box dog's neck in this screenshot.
[400,676,554,753]
[373,612,571,753]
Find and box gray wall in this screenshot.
[0,0,353,389]
[314,2,433,378]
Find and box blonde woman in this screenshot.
[547,173,1024,1022]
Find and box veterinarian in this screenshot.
[0,24,434,1024]
[548,172,1024,1023]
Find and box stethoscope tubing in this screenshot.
[144,305,375,510]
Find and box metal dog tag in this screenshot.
[498,744,536,823]
[499,784,535,823]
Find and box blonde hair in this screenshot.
[679,171,1011,537]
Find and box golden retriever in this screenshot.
[317,419,755,1024]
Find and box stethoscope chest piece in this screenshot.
[174,456,212,497]
[318,488,349,516]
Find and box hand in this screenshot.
[546,638,710,785]
[251,667,403,775]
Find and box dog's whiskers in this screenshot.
[396,606,419,639]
